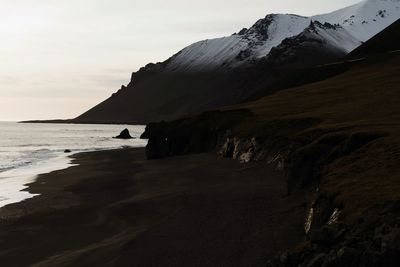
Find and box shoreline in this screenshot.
[0,121,147,209]
[0,147,306,266]
[0,152,76,208]
[0,146,146,209]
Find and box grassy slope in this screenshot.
[233,52,400,219]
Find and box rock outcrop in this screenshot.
[141,110,253,159]
[114,129,133,139]
[267,201,400,267]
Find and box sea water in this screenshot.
[0,122,147,208]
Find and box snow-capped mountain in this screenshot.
[166,14,311,72]
[73,0,400,124]
[166,0,400,72]
[264,21,362,67]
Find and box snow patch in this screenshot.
[312,23,362,53]
[313,0,400,42]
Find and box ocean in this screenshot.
[0,122,147,208]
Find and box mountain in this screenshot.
[141,21,400,266]
[153,0,400,72]
[71,0,400,124]
[166,14,312,72]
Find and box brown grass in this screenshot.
[227,53,400,220]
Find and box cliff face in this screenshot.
[141,42,400,266]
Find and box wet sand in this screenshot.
[0,148,305,267]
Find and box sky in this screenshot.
[0,0,362,121]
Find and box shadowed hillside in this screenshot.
[141,21,400,266]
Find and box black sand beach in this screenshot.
[0,148,305,267]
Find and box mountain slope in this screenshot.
[348,18,400,58]
[313,0,400,41]
[166,14,311,72]
[264,21,360,67]
[72,0,400,124]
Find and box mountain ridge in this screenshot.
[27,0,400,124]
[163,0,400,72]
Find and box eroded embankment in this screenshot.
[141,109,400,267]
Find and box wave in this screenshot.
[0,122,147,208]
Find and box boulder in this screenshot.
[114,129,133,139]
[64,149,72,153]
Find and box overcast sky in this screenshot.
[0,0,361,121]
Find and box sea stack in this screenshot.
[114,129,133,139]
